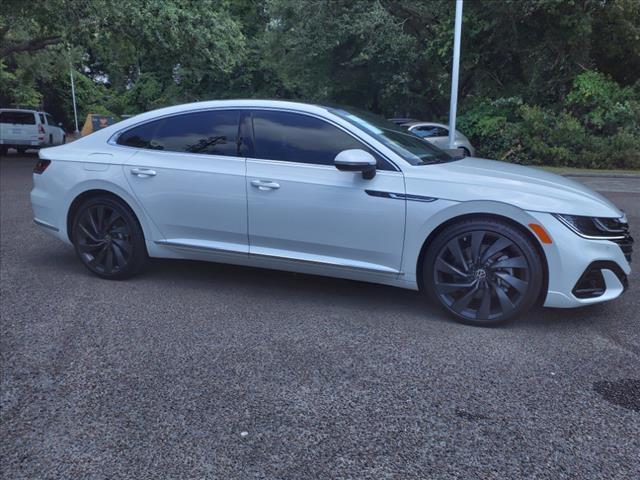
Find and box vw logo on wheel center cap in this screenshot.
[474,268,487,280]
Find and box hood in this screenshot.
[404,157,622,218]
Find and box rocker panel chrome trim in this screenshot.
[155,240,401,275]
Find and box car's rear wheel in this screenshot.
[72,196,147,279]
[460,147,471,157]
[423,218,543,326]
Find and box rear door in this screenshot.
[120,109,248,253]
[0,110,39,145]
[245,109,406,274]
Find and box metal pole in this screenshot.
[69,64,80,135]
[448,0,463,149]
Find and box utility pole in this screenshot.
[447,0,463,150]
[69,51,80,136]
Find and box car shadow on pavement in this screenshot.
[146,257,437,317]
[25,244,619,330]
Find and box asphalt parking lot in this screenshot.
[1,152,639,479]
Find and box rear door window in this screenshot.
[117,110,240,156]
[0,111,36,125]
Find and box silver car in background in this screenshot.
[402,121,475,157]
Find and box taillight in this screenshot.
[38,123,45,134]
[33,159,51,174]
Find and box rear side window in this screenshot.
[45,113,56,125]
[39,114,46,124]
[117,110,240,156]
[251,110,391,169]
[0,111,36,125]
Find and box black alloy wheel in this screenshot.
[72,196,147,279]
[424,218,543,326]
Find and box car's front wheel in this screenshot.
[423,218,543,326]
[72,196,147,279]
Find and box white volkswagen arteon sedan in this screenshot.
[30,100,632,325]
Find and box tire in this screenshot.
[62,135,66,144]
[460,147,471,157]
[423,217,543,326]
[71,195,148,279]
[16,147,27,155]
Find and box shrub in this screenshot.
[457,71,640,169]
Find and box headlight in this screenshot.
[553,214,628,239]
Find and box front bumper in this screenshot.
[528,212,631,308]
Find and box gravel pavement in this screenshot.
[1,153,639,479]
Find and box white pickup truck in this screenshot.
[0,109,66,154]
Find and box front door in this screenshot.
[121,109,248,253]
[245,110,405,274]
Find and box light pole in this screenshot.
[447,0,463,150]
[69,64,80,135]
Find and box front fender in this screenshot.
[401,199,552,287]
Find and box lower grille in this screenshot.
[573,268,606,298]
[572,261,629,299]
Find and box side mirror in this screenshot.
[334,149,377,180]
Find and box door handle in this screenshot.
[251,179,280,190]
[130,167,157,177]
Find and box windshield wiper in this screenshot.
[420,154,457,165]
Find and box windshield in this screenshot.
[328,107,456,165]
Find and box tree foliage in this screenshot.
[1,0,638,168]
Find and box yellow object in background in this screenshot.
[80,114,117,136]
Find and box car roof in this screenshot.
[0,108,55,115]
[402,121,448,128]
[0,108,39,113]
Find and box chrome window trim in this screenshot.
[107,106,401,172]
[244,157,401,177]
